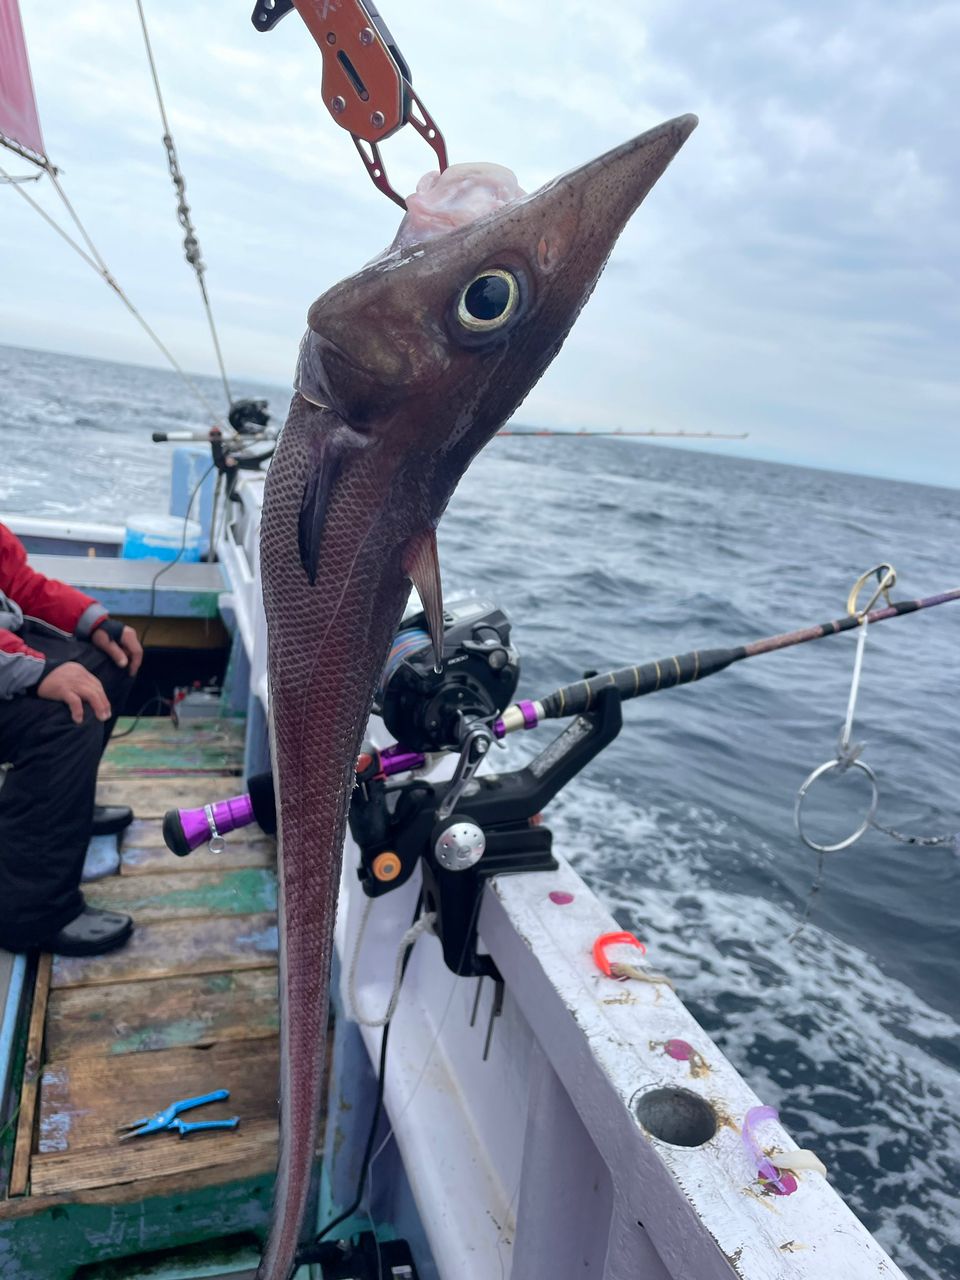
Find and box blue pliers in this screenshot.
[117,1089,240,1140]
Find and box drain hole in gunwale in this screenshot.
[633,1087,717,1148]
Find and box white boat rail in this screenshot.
[210,473,906,1280]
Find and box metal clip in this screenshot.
[795,575,884,854]
[253,0,448,208]
[251,0,296,33]
[203,803,225,855]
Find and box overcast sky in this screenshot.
[1,0,957,485]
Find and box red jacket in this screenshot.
[0,523,107,697]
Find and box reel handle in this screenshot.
[162,773,277,856]
[162,794,256,857]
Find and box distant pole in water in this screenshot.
[495,427,749,439]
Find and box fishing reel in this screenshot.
[376,599,519,754]
[227,397,271,434]
[351,691,623,979]
[163,599,624,978]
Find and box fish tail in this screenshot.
[257,882,330,1279]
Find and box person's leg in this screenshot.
[0,694,103,947]
[73,635,136,840]
[0,627,134,949]
[67,631,135,760]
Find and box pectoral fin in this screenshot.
[298,430,367,586]
[403,528,444,671]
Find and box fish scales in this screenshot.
[258,116,698,1279]
[259,401,412,1278]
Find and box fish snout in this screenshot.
[528,113,699,277]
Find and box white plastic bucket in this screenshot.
[121,514,204,563]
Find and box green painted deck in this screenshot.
[0,716,281,1280]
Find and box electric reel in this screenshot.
[376,599,519,753]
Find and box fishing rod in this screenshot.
[500,581,960,732]
[163,573,959,858]
[161,571,957,982]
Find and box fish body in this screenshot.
[258,114,698,1280]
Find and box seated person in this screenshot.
[0,523,143,956]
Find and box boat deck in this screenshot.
[0,716,279,1280]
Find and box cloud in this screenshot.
[1,0,956,485]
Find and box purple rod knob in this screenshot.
[163,793,256,857]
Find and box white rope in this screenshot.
[347,897,437,1029]
[0,157,221,424]
[45,167,113,275]
[135,0,233,409]
[366,892,487,1189]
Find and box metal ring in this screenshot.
[794,758,880,854]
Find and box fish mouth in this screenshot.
[294,328,364,414]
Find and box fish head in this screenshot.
[291,114,698,645]
[296,113,698,473]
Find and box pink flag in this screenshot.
[0,0,45,161]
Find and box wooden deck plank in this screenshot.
[0,1172,272,1218]
[31,1118,277,1196]
[9,954,52,1197]
[37,1039,279,1158]
[0,1164,272,1218]
[120,821,274,875]
[97,775,244,817]
[110,718,246,747]
[5,714,290,1217]
[84,868,277,923]
[51,914,278,990]
[46,970,279,1060]
[100,722,245,779]
[98,755,243,780]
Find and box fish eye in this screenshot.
[457,269,520,332]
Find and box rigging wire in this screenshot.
[0,156,221,424]
[134,0,234,410]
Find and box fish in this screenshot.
[257,112,698,1280]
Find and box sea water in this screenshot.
[2,343,958,1279]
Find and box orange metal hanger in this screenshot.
[253,0,448,208]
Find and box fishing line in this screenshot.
[348,898,437,1028]
[790,568,958,938]
[138,463,216,653]
[366,1206,384,1280]
[108,464,216,743]
[305,893,426,1251]
[496,1173,523,1280]
[110,693,171,741]
[366,891,486,1183]
[305,889,485,1259]
[0,158,221,425]
[787,850,826,945]
[869,820,958,850]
